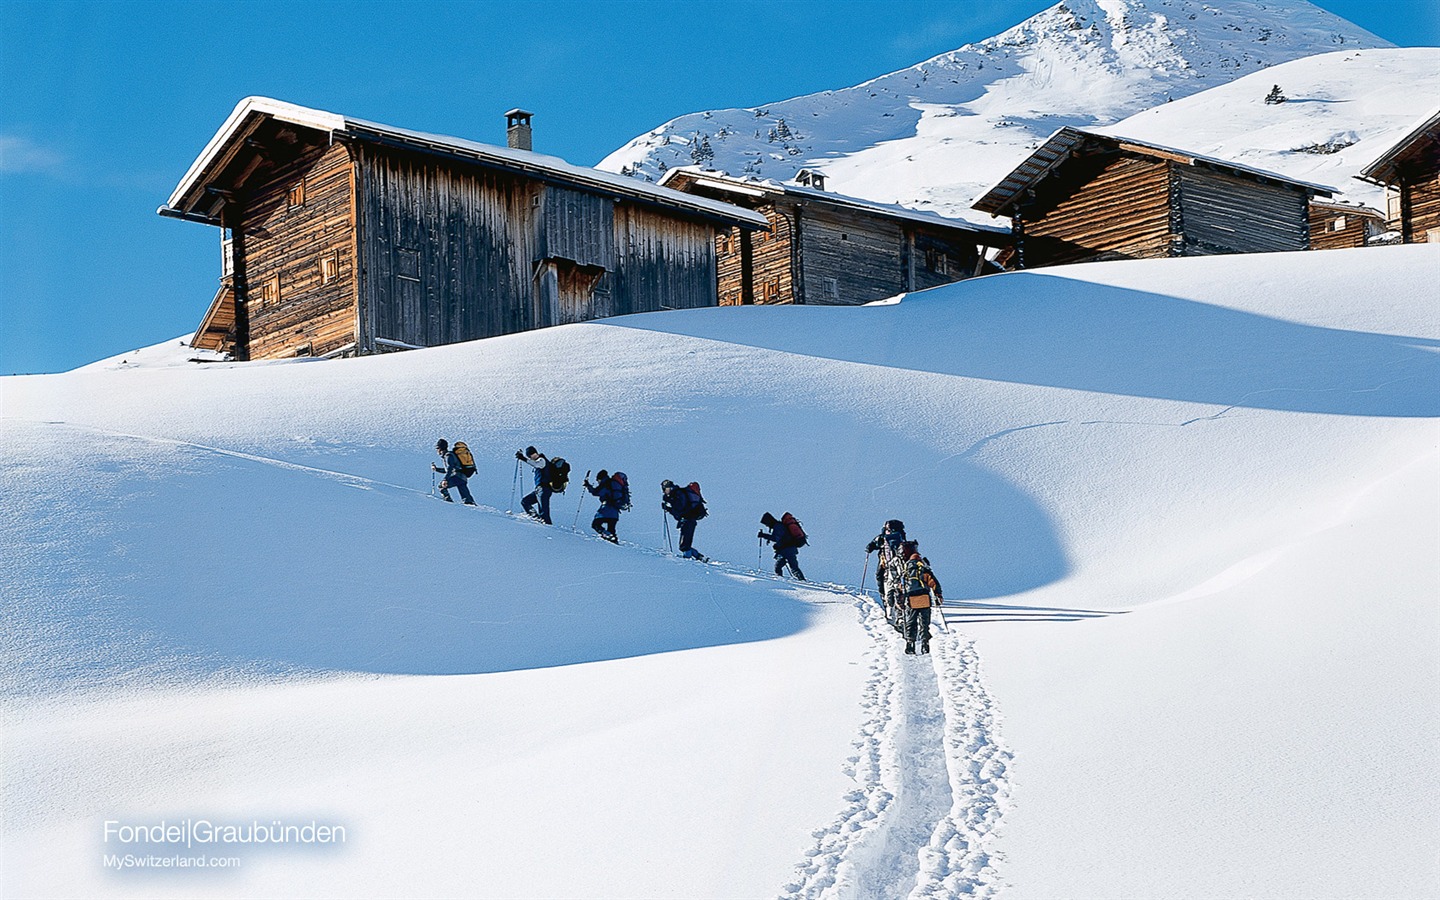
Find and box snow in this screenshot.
[1101,47,1440,209]
[598,0,1391,223]
[4,242,1437,897]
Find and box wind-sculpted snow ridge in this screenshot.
[781,594,1011,899]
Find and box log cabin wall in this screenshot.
[612,204,718,314]
[240,139,359,359]
[1016,153,1173,267]
[355,147,543,351]
[715,225,748,305]
[1175,166,1309,255]
[751,205,797,304]
[1400,146,1440,242]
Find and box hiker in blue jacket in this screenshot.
[432,439,475,506]
[583,469,629,543]
[517,446,552,524]
[759,512,806,580]
[661,479,707,561]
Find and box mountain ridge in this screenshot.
[598,0,1393,223]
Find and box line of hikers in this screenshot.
[430,439,811,580]
[866,519,944,655]
[434,441,946,649]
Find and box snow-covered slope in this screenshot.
[4,245,1438,897]
[598,0,1391,222]
[1102,46,1440,209]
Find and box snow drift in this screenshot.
[3,244,1437,898]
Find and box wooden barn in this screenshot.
[1309,200,1388,251]
[1357,108,1440,244]
[161,97,767,360]
[972,127,1332,269]
[659,168,1011,306]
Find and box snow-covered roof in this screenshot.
[973,126,1336,216]
[1356,106,1440,187]
[659,166,1012,240]
[161,97,768,229]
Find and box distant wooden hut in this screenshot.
[972,127,1332,269]
[1308,200,1387,251]
[660,168,1011,306]
[1357,108,1440,244]
[160,97,766,360]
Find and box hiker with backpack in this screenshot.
[583,470,631,543]
[433,439,476,506]
[898,549,943,655]
[864,519,908,598]
[759,512,807,581]
[661,479,708,561]
[516,446,570,525]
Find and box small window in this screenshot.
[926,249,949,275]
[258,275,280,308]
[823,277,839,300]
[287,179,306,210]
[320,252,340,284]
[397,248,421,281]
[294,342,313,358]
[840,233,849,241]
[1330,216,1347,232]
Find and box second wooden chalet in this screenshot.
[1309,200,1388,251]
[1356,108,1440,245]
[972,127,1333,269]
[162,97,767,360]
[659,168,1012,306]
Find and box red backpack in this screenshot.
[684,482,707,520]
[781,512,808,547]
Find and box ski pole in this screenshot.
[861,552,871,597]
[509,459,519,513]
[430,467,436,497]
[757,536,763,571]
[572,470,590,531]
[663,508,673,553]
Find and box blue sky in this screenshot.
[2,0,1437,374]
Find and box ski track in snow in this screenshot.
[22,418,1014,897]
[781,594,1011,900]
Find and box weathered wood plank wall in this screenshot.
[1176,166,1309,254]
[613,205,717,314]
[908,229,985,292]
[797,205,905,305]
[357,148,541,351]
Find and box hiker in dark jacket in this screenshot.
[432,439,475,506]
[759,512,806,580]
[864,519,907,596]
[516,446,552,524]
[661,479,707,561]
[899,551,943,655]
[583,469,627,543]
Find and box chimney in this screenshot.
[796,169,825,191]
[505,109,533,151]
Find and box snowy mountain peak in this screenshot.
[598,0,1391,223]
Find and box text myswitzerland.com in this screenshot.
[103,853,241,870]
